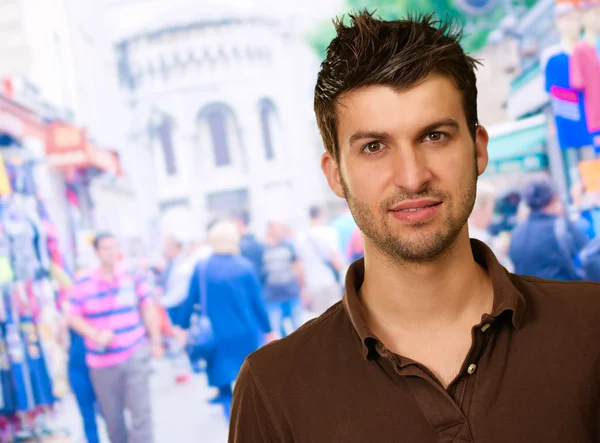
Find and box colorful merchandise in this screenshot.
[0,158,12,197]
[545,52,593,149]
[570,41,600,146]
[0,159,70,441]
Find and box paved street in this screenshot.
[53,359,230,443]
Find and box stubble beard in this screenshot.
[339,160,478,265]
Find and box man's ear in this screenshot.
[321,152,345,199]
[475,125,489,177]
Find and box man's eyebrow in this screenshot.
[347,119,461,146]
[348,131,392,145]
[419,119,460,135]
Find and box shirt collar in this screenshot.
[342,239,527,359]
[92,265,127,284]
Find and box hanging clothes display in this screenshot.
[570,40,600,148]
[545,52,594,150]
[0,157,12,197]
[0,157,71,441]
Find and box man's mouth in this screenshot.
[390,200,443,212]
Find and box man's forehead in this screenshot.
[335,79,466,137]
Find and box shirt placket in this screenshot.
[376,313,497,443]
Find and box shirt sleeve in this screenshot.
[177,265,200,330]
[135,275,152,307]
[67,279,86,317]
[229,359,283,443]
[247,269,271,334]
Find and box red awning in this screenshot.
[46,122,122,176]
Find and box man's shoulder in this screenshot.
[245,302,351,382]
[510,273,600,325]
[72,269,99,293]
[511,273,600,296]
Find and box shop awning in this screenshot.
[46,122,122,176]
[485,114,548,175]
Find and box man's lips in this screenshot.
[389,200,442,212]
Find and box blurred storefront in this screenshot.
[484,114,550,187]
[498,0,600,202]
[0,85,128,270]
[45,121,127,268]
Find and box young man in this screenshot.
[69,233,162,443]
[229,13,600,442]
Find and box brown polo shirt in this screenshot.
[230,240,600,442]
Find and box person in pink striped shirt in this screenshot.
[69,233,162,443]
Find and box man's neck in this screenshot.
[99,265,117,281]
[359,231,493,335]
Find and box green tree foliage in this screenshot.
[307,0,539,59]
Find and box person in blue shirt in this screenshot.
[262,220,305,337]
[178,220,273,415]
[235,211,265,283]
[509,177,588,281]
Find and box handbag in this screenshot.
[185,259,216,361]
[308,236,340,282]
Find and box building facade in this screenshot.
[116,9,332,241]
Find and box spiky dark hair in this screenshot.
[314,10,481,162]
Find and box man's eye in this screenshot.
[423,132,447,142]
[362,142,384,154]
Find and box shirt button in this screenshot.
[481,323,491,332]
[467,364,477,375]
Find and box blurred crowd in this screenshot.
[65,205,356,442]
[470,175,600,283]
[63,173,600,443]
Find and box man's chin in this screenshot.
[374,232,455,263]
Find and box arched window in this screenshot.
[198,104,239,168]
[259,99,277,160]
[149,110,177,176]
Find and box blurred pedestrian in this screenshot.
[298,206,345,315]
[67,329,100,443]
[347,226,364,262]
[571,181,600,240]
[469,182,513,271]
[330,204,357,262]
[68,233,162,443]
[160,234,193,324]
[160,234,194,383]
[178,220,272,414]
[262,220,305,337]
[54,263,101,443]
[509,177,587,280]
[235,211,265,282]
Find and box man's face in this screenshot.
[268,221,285,243]
[163,237,180,260]
[322,75,489,263]
[95,237,121,268]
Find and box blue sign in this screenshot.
[453,0,499,15]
